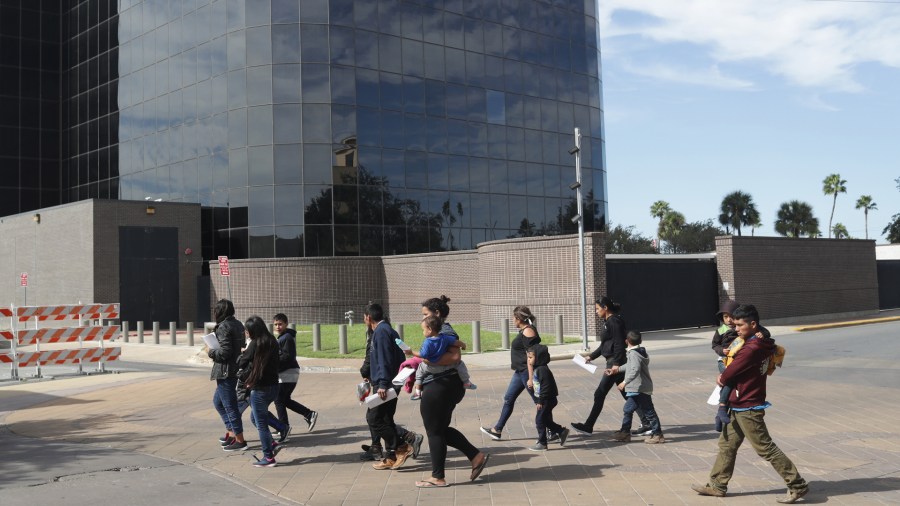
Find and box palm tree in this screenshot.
[832,223,850,239]
[658,210,686,251]
[822,173,847,238]
[718,191,758,236]
[774,200,820,238]
[854,195,877,240]
[747,207,761,236]
[649,200,671,252]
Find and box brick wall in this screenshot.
[211,232,606,337]
[716,236,879,321]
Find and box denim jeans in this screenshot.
[213,377,242,435]
[249,384,280,459]
[621,393,662,435]
[238,397,286,435]
[493,370,537,431]
[275,381,313,426]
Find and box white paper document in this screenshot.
[202,333,220,350]
[392,367,416,386]
[707,385,722,406]
[364,387,398,409]
[572,354,597,374]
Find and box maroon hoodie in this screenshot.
[719,334,776,409]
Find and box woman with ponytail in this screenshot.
[480,305,540,441]
[236,316,282,467]
[571,296,638,436]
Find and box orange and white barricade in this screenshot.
[4,303,120,379]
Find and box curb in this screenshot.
[793,316,900,332]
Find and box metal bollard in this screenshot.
[472,321,481,353]
[122,321,129,343]
[137,321,145,343]
[313,323,321,351]
[501,318,510,349]
[556,315,564,345]
[339,324,348,355]
[152,321,160,344]
[398,323,404,340]
[267,323,274,334]
[170,321,177,345]
[186,322,195,346]
[288,323,296,330]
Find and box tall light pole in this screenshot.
[569,127,589,351]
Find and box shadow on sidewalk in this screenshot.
[0,392,101,412]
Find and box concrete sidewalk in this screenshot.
[2,312,899,505]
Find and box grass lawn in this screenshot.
[294,323,581,359]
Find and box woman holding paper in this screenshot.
[415,296,488,488]
[571,296,645,436]
[209,299,247,451]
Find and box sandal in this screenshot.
[470,453,490,481]
[416,479,450,488]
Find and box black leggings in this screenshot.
[420,374,479,479]
[274,382,313,426]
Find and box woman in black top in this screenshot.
[415,296,488,488]
[237,316,282,467]
[571,296,635,435]
[480,305,540,440]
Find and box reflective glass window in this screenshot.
[380,72,403,111]
[301,24,329,62]
[274,144,302,184]
[332,104,357,144]
[229,147,248,188]
[489,193,509,229]
[426,116,446,153]
[355,29,378,70]
[360,226,385,256]
[228,107,247,147]
[247,105,273,145]
[303,144,333,184]
[301,63,330,103]
[427,153,449,191]
[248,145,274,186]
[487,124,506,159]
[273,64,302,103]
[246,0,272,26]
[330,26,355,65]
[229,187,249,228]
[403,114,426,151]
[227,69,246,108]
[248,185,274,226]
[401,4,423,40]
[333,184,359,224]
[246,26,272,66]
[334,225,360,255]
[272,0,299,23]
[248,227,275,258]
[330,0,355,27]
[402,39,424,77]
[303,103,331,143]
[247,66,273,105]
[301,0,330,23]
[275,225,304,257]
[404,151,427,189]
[227,30,245,71]
[381,149,404,188]
[357,106,380,146]
[304,185,333,224]
[447,119,468,155]
[274,104,302,143]
[423,43,444,81]
[445,47,465,84]
[359,186,384,225]
[272,24,300,63]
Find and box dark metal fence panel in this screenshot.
[877,260,900,310]
[606,258,719,332]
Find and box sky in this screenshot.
[597,0,900,243]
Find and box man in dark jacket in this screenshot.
[270,313,317,442]
[364,303,413,470]
[692,305,809,504]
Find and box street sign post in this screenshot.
[20,272,27,306]
[218,256,233,301]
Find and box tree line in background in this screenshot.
[605,174,900,254]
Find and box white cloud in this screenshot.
[598,0,900,92]
[622,62,755,90]
[796,93,840,112]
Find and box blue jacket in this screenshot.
[369,321,404,390]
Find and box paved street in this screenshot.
[2,319,900,505]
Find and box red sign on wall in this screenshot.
[20,272,28,287]
[218,256,230,277]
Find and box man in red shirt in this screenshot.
[691,304,809,504]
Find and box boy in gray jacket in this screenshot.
[611,331,664,444]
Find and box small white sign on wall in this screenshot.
[722,282,730,291]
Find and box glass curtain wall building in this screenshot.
[5,0,608,260]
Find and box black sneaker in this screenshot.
[220,436,235,447]
[306,411,318,432]
[278,425,292,443]
[218,433,231,443]
[571,422,593,435]
[223,440,248,452]
[547,429,560,442]
[360,444,383,461]
[631,424,653,436]
[251,455,277,467]
[272,441,284,456]
[480,426,502,441]
[558,428,570,447]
